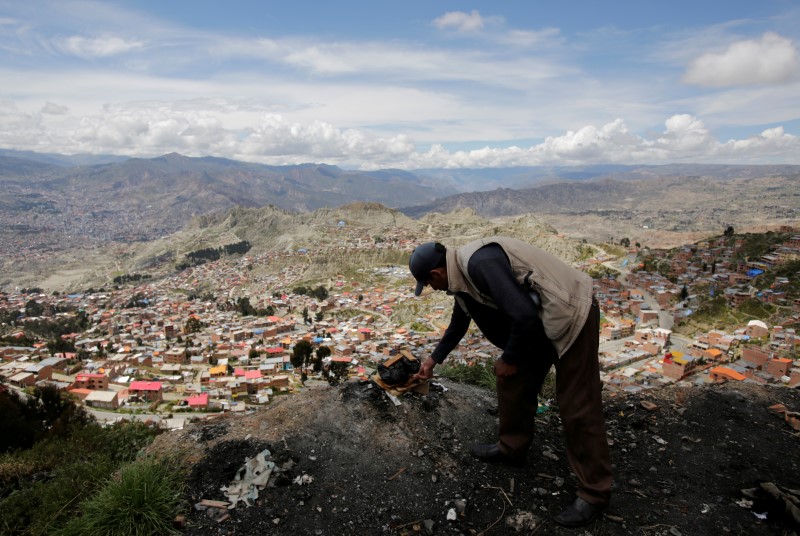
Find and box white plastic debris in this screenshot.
[220,449,275,509]
[293,473,314,485]
[446,508,457,521]
[385,391,401,406]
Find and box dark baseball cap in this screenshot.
[409,242,446,296]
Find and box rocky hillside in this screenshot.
[114,204,583,287]
[148,378,800,535]
[401,172,800,248]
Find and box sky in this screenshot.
[1,0,799,169]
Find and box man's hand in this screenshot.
[494,359,517,377]
[412,357,437,381]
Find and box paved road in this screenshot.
[86,407,215,429]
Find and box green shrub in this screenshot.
[58,456,187,536]
[0,421,161,536]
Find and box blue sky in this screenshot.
[1,0,799,168]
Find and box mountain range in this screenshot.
[1,149,798,290]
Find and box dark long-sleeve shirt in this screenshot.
[430,243,556,365]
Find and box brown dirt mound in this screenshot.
[148,380,800,535]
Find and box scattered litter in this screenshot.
[454,499,467,515]
[384,391,402,407]
[387,467,407,481]
[736,498,753,508]
[194,500,232,524]
[504,511,539,531]
[753,512,768,520]
[653,435,668,445]
[293,474,314,485]
[640,400,658,411]
[542,450,559,461]
[431,381,448,392]
[222,453,272,507]
[447,508,457,521]
[768,403,800,431]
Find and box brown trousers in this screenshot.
[495,299,612,504]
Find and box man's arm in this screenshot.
[414,300,470,380]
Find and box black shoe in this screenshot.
[470,443,525,467]
[551,497,607,527]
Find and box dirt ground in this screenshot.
[147,379,800,536]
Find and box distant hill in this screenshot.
[415,163,800,191]
[0,148,128,167]
[401,167,800,219]
[400,168,800,247]
[0,152,451,226]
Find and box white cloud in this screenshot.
[684,32,799,87]
[405,115,800,168]
[499,28,561,47]
[56,34,146,58]
[433,10,485,32]
[717,127,798,159]
[41,101,68,114]
[0,98,797,167]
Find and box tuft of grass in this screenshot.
[0,421,162,536]
[58,455,187,536]
[438,362,497,390]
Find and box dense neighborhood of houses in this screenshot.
[1,226,798,427]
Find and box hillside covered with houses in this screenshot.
[1,224,799,427]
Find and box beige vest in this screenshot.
[446,237,593,357]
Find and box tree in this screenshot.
[619,237,630,248]
[291,340,314,374]
[302,307,310,324]
[315,311,323,322]
[249,347,260,359]
[680,285,689,301]
[47,337,75,355]
[25,299,45,318]
[325,361,350,386]
[312,286,329,301]
[293,286,309,296]
[185,316,204,334]
[0,384,91,452]
[313,346,331,373]
[236,297,256,316]
[724,225,735,238]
